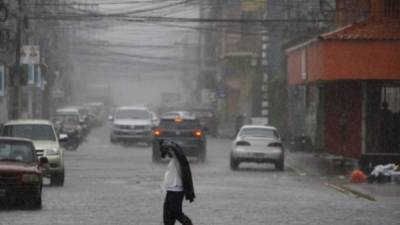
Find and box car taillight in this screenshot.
[268,142,282,148]
[236,140,251,146]
[153,129,162,137]
[194,129,203,138]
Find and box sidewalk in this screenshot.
[286,151,400,201]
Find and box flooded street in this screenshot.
[1,1,400,224]
[1,125,399,225]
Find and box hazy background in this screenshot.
[69,0,201,108]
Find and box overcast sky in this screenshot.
[70,0,201,107]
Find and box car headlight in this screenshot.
[46,148,60,156]
[22,174,40,183]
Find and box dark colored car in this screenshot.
[192,108,218,137]
[152,113,207,162]
[0,137,48,209]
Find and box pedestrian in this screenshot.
[159,140,195,225]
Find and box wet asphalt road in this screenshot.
[1,125,399,225]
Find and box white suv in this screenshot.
[109,106,153,145]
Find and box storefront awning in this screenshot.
[286,18,400,85]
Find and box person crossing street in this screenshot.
[160,140,195,225]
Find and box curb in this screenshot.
[340,184,376,201]
[325,182,376,201]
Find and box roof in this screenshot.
[241,125,278,130]
[321,18,400,41]
[0,136,33,143]
[116,106,149,111]
[161,111,197,120]
[4,120,53,126]
[85,102,104,106]
[56,108,79,114]
[161,111,194,118]
[0,137,34,144]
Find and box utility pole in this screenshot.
[12,0,22,119]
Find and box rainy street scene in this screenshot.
[0,0,400,225]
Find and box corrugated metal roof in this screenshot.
[320,18,400,41]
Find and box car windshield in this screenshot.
[53,115,80,125]
[115,109,150,120]
[3,125,56,141]
[0,142,35,163]
[239,128,279,139]
[160,119,200,129]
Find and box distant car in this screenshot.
[84,102,107,126]
[52,113,83,138]
[152,113,207,162]
[230,125,284,171]
[63,106,89,124]
[1,120,66,185]
[109,106,153,145]
[0,137,48,209]
[56,107,89,136]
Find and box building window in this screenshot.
[382,86,400,113]
[384,0,400,18]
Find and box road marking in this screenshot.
[325,182,349,194]
[287,164,307,176]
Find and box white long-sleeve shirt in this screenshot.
[163,157,183,192]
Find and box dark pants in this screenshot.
[163,191,193,225]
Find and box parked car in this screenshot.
[0,137,48,209]
[152,113,207,162]
[52,114,83,140]
[230,125,284,171]
[1,120,66,185]
[109,106,153,145]
[56,107,89,136]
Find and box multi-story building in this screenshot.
[211,0,267,133]
[0,0,18,122]
[3,0,74,120]
[201,0,333,136]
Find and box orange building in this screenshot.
[286,0,400,170]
